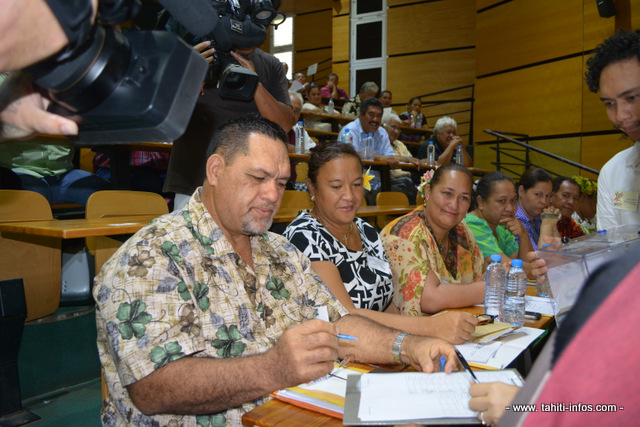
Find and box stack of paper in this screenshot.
[271,362,367,418]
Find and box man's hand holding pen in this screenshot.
[400,334,460,373]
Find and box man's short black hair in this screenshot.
[585,30,640,93]
[360,97,383,115]
[205,114,288,162]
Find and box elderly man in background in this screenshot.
[342,81,379,118]
[416,116,472,167]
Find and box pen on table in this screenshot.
[525,311,542,320]
[454,348,479,383]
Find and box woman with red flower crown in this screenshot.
[381,163,486,316]
[283,143,477,344]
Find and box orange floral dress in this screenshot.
[381,208,484,316]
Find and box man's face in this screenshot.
[552,180,581,219]
[379,92,392,108]
[289,95,302,124]
[599,57,640,141]
[328,75,338,86]
[210,134,290,237]
[360,105,383,134]
[295,73,306,83]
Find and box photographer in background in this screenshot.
[163,0,294,211]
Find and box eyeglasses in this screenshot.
[476,314,497,325]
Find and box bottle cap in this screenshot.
[511,259,523,268]
[490,254,502,262]
[297,121,303,125]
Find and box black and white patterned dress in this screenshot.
[284,210,394,311]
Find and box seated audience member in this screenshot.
[93,151,170,195]
[342,81,379,118]
[516,168,560,250]
[381,163,485,314]
[320,72,349,100]
[94,115,458,426]
[292,71,309,92]
[416,116,472,167]
[0,138,110,205]
[383,114,421,200]
[337,97,415,205]
[284,142,477,344]
[287,90,316,190]
[301,85,341,132]
[465,172,534,265]
[572,175,597,234]
[399,97,429,129]
[378,90,394,124]
[551,176,584,239]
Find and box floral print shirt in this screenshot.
[94,188,347,426]
[380,208,484,316]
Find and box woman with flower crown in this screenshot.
[284,143,478,344]
[381,163,485,315]
[571,175,598,234]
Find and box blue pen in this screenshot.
[440,356,446,371]
[337,334,358,341]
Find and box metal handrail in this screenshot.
[484,129,600,175]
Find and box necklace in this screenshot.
[310,211,354,245]
[422,215,445,252]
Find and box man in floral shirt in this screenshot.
[94,115,458,426]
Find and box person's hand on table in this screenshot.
[526,236,561,277]
[468,381,520,426]
[266,319,338,387]
[0,73,78,141]
[400,335,460,373]
[428,311,478,344]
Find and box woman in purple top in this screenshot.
[515,168,560,250]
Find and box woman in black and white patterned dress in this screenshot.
[283,142,477,344]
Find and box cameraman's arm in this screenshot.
[253,83,294,132]
[230,50,294,132]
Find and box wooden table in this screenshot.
[273,205,417,224]
[0,215,159,239]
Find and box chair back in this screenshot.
[0,190,61,321]
[86,191,169,274]
[416,193,425,206]
[375,191,409,230]
[280,190,312,210]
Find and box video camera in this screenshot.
[167,0,286,101]
[23,0,284,144]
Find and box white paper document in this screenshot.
[455,341,502,363]
[357,371,523,422]
[525,296,555,316]
[459,327,545,369]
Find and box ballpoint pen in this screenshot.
[337,334,358,341]
[455,348,479,383]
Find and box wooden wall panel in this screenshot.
[294,47,332,77]
[476,0,504,10]
[529,138,581,178]
[476,0,583,77]
[279,0,333,15]
[332,15,350,63]
[581,55,615,133]
[387,50,476,108]
[387,0,475,56]
[474,57,584,142]
[295,10,332,51]
[580,134,635,180]
[583,0,616,51]
[332,0,349,16]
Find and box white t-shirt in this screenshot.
[597,141,640,230]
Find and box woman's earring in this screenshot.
[310,195,315,202]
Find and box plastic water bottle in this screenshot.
[342,128,353,145]
[484,254,505,318]
[410,112,417,128]
[294,120,304,154]
[327,98,334,115]
[535,244,552,297]
[363,133,375,160]
[504,259,527,326]
[455,145,463,164]
[426,141,436,166]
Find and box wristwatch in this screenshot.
[392,332,410,365]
